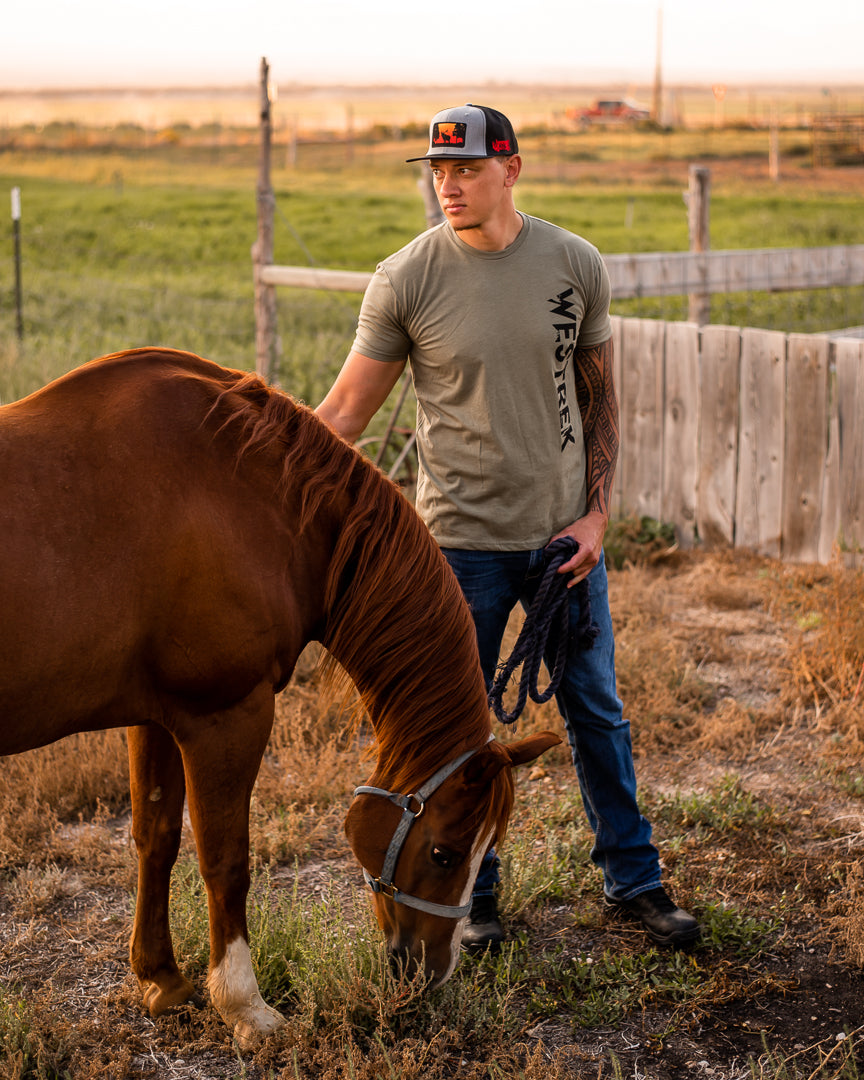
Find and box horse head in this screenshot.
[344,730,560,986]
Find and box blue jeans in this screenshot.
[441,547,661,903]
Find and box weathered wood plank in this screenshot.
[697,326,742,547]
[819,366,842,566]
[735,329,787,557]
[261,245,864,299]
[782,335,830,562]
[617,318,665,521]
[610,316,625,520]
[835,338,864,567]
[259,265,373,291]
[604,245,864,299]
[662,322,700,546]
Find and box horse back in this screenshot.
[0,350,328,753]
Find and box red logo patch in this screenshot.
[491,139,512,153]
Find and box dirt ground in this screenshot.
[1,548,863,1078]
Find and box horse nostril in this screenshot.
[387,944,434,986]
[387,944,413,978]
[388,941,412,984]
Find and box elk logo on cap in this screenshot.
[432,122,467,146]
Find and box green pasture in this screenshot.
[1,134,863,413]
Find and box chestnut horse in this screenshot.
[0,348,558,1046]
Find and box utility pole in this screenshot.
[652,6,663,125]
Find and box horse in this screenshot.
[0,348,559,1047]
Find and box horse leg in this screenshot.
[176,687,282,1048]
[127,723,197,1015]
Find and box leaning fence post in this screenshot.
[12,186,23,340]
[416,168,445,229]
[253,57,278,381]
[686,165,711,325]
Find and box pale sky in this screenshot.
[2,0,861,89]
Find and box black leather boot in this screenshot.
[605,886,700,947]
[461,893,505,951]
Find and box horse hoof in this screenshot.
[232,1004,285,1051]
[142,977,197,1018]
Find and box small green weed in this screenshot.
[0,989,67,1079]
[751,1027,864,1079]
[699,902,783,957]
[517,902,783,1036]
[604,515,677,570]
[521,943,707,1030]
[645,775,783,836]
[500,791,595,915]
[824,762,864,800]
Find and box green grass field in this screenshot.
[1,127,863,411]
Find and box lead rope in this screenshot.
[487,537,599,726]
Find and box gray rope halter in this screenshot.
[352,734,495,919]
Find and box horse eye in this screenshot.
[431,846,457,869]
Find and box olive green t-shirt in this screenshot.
[353,213,612,550]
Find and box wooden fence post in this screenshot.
[686,165,711,325]
[253,57,278,381]
[417,168,445,229]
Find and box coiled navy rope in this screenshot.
[487,537,599,726]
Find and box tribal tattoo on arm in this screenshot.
[573,337,619,519]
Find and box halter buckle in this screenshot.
[373,877,398,899]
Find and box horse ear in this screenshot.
[502,731,562,768]
[462,731,561,786]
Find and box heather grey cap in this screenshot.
[406,104,519,162]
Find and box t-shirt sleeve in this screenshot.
[351,265,412,363]
[577,250,613,347]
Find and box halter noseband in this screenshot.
[352,735,495,919]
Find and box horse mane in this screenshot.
[188,358,495,796]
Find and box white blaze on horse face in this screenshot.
[207,937,284,1047]
[433,823,496,988]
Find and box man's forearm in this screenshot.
[574,338,619,519]
[316,350,406,444]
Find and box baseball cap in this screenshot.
[406,104,519,162]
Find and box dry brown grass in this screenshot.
[772,561,864,738]
[0,729,129,870]
[3,548,864,1078]
[829,859,864,968]
[250,646,366,866]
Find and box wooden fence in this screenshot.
[612,318,864,566]
[257,245,864,302]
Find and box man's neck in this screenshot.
[455,209,524,252]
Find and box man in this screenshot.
[316,104,699,950]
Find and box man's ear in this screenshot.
[503,154,522,187]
